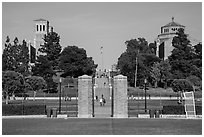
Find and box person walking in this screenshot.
[100,97,103,106]
[103,97,106,106]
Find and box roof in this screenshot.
[162,17,185,28]
[34,18,48,22]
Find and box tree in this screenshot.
[168,28,196,79]
[190,43,202,79]
[34,31,62,93]
[2,71,26,104]
[150,59,172,88]
[59,46,97,78]
[2,37,30,76]
[25,76,47,101]
[32,55,58,93]
[117,38,160,86]
[38,31,62,70]
[171,79,194,103]
[16,40,30,76]
[150,62,160,88]
[186,75,202,91]
[158,60,172,89]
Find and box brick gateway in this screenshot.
[78,75,128,118]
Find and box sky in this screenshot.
[2,2,202,70]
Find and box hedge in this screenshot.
[162,106,202,115]
[2,104,46,116]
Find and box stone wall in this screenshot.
[78,75,93,118]
[113,75,128,118]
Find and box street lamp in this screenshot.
[144,78,147,113]
[59,78,62,114]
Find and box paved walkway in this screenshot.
[2,114,202,119]
[13,96,183,100]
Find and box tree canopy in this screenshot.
[32,31,62,93]
[117,38,160,86]
[32,55,58,93]
[2,71,26,95]
[2,37,30,76]
[38,31,62,70]
[25,76,47,92]
[168,28,201,79]
[59,46,97,78]
[171,79,194,93]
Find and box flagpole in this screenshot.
[100,46,104,71]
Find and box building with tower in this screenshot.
[156,17,185,60]
[33,18,53,56]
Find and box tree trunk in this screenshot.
[135,55,138,88]
[6,92,9,105]
[154,81,158,88]
[33,91,36,101]
[164,81,167,89]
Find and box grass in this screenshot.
[2,118,202,135]
[22,87,202,99]
[128,87,202,98]
[3,98,202,116]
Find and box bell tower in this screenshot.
[156,17,185,60]
[34,19,50,55]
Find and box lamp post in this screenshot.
[144,78,147,113]
[92,78,95,117]
[110,77,114,117]
[59,78,62,114]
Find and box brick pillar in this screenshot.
[78,75,93,118]
[113,75,128,118]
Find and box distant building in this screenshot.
[156,17,185,60]
[33,18,53,56]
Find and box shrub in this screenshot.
[2,104,46,115]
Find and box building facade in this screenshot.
[156,17,185,60]
[33,19,53,56]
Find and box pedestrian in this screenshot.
[96,96,98,101]
[100,97,103,106]
[103,97,106,106]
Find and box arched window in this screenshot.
[40,25,42,31]
[36,25,39,32]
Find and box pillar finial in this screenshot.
[172,16,174,22]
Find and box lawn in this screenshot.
[128,87,202,98]
[23,86,202,99]
[2,118,202,135]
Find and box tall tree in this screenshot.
[2,37,30,76]
[33,31,62,93]
[117,38,160,86]
[168,28,196,79]
[59,46,97,78]
[38,31,62,70]
[32,55,58,93]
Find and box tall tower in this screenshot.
[34,19,50,55]
[156,17,185,60]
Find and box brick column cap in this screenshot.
[78,75,92,79]
[114,74,127,79]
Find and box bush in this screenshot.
[162,106,202,115]
[2,104,46,115]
